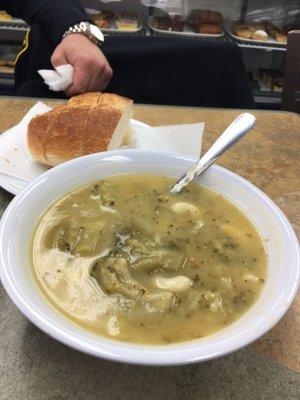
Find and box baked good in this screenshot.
[27,92,133,166]
[274,33,287,43]
[116,11,138,31]
[235,26,252,39]
[272,78,283,92]
[263,21,287,42]
[152,14,184,32]
[233,22,270,41]
[252,29,268,41]
[172,15,184,32]
[187,9,223,27]
[0,60,14,73]
[0,10,12,21]
[88,11,114,29]
[187,10,223,34]
[264,21,280,35]
[92,16,110,29]
[152,16,172,31]
[197,24,222,34]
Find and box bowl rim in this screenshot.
[0,149,299,366]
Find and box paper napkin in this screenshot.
[38,64,74,92]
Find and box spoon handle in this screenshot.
[170,113,256,194]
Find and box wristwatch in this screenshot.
[62,21,104,46]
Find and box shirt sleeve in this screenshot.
[1,0,92,45]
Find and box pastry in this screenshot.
[153,14,184,32]
[188,9,223,26]
[152,16,172,31]
[172,15,184,32]
[252,29,268,41]
[235,26,252,39]
[197,24,222,34]
[27,92,133,166]
[187,9,223,33]
[233,22,272,41]
[0,60,14,73]
[264,21,286,42]
[275,33,287,43]
[88,11,113,29]
[93,16,110,29]
[116,11,138,31]
[272,78,283,92]
[0,10,12,21]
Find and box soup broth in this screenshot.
[32,174,267,344]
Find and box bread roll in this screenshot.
[27,92,133,166]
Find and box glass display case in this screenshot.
[0,0,299,109]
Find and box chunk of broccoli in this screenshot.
[52,223,84,252]
[91,181,115,206]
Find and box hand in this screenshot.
[51,34,113,97]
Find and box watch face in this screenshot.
[90,24,104,43]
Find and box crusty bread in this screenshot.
[27,92,133,166]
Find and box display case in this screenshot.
[0,1,299,109]
[145,0,299,109]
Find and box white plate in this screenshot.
[0,119,149,196]
[0,150,299,365]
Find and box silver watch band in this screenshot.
[62,22,104,46]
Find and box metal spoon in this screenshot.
[170,113,256,194]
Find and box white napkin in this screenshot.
[129,123,204,157]
[17,101,53,125]
[38,64,74,92]
[0,102,53,188]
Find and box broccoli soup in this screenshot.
[32,174,267,344]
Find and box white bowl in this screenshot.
[0,150,299,366]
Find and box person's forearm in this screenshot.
[2,0,90,45]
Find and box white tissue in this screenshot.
[38,64,74,92]
[129,122,204,157]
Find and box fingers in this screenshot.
[65,57,113,97]
[50,47,68,68]
[89,62,113,93]
[65,57,91,96]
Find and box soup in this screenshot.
[32,174,267,344]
